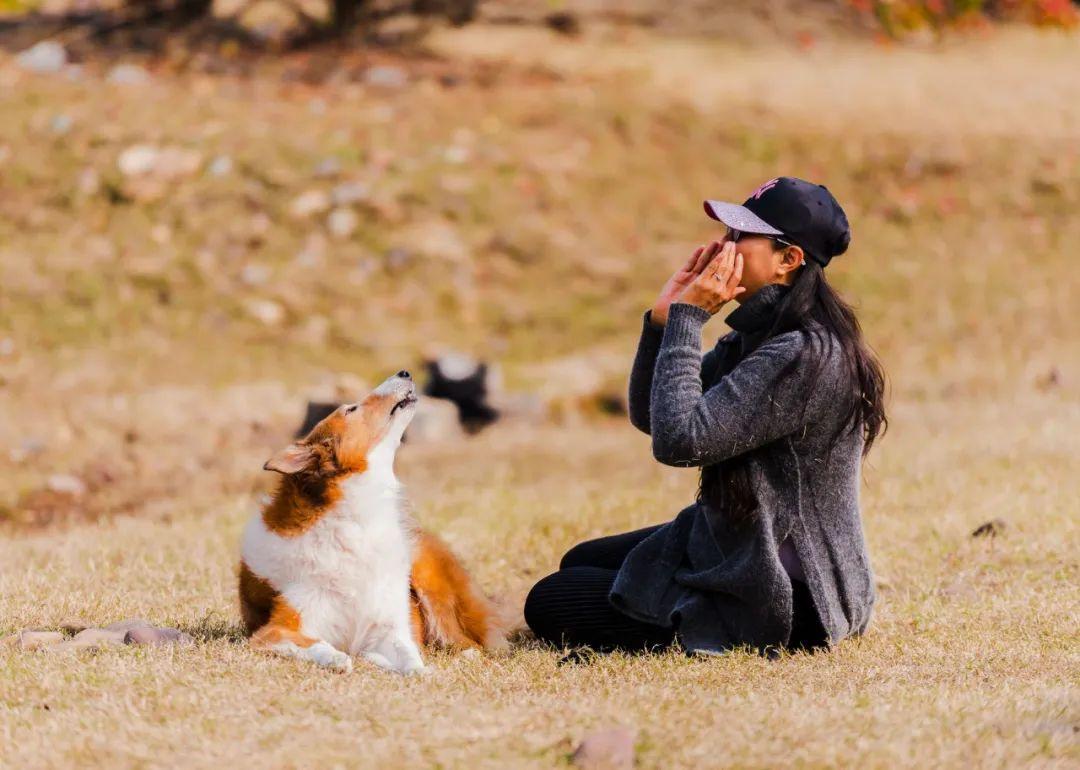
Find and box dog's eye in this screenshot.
[345,405,358,414]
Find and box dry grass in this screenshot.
[1,19,1078,769]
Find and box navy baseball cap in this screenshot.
[704,177,851,267]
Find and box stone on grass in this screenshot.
[327,207,359,239]
[18,631,64,650]
[124,626,194,647]
[118,145,159,177]
[289,189,332,219]
[17,41,67,74]
[208,155,233,177]
[117,145,202,180]
[46,474,86,497]
[365,65,408,89]
[105,617,155,632]
[56,628,127,650]
[245,299,285,327]
[107,64,151,85]
[570,727,637,770]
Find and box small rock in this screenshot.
[57,628,127,649]
[971,519,1007,538]
[49,114,73,135]
[331,181,370,206]
[208,155,233,177]
[104,618,155,632]
[153,147,202,180]
[570,728,637,770]
[117,145,201,180]
[327,207,359,239]
[365,65,408,89]
[17,41,67,74]
[289,189,332,219]
[18,631,65,650]
[0,338,14,357]
[443,145,470,165]
[117,144,159,177]
[46,474,86,497]
[240,263,271,286]
[106,64,151,86]
[405,398,465,444]
[124,626,193,647]
[245,299,285,327]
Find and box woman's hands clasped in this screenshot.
[650,240,745,326]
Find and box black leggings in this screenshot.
[524,524,827,652]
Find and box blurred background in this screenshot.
[0,0,1078,528]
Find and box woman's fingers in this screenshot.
[695,240,721,273]
[727,252,744,292]
[682,245,705,273]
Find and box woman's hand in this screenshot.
[650,241,723,327]
[676,240,745,316]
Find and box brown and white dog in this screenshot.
[239,371,507,674]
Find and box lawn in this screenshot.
[0,16,1078,769]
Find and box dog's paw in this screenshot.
[398,662,430,677]
[308,641,353,672]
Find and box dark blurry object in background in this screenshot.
[295,402,339,438]
[424,354,500,434]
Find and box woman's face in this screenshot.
[723,229,801,302]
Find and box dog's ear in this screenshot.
[263,442,316,475]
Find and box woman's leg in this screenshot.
[559,524,664,571]
[524,566,675,652]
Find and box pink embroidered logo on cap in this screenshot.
[751,178,779,199]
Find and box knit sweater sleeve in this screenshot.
[627,311,666,434]
[649,302,829,467]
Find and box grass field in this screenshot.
[1,15,1078,769]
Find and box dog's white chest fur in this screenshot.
[241,446,415,658]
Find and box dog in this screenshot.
[239,370,508,673]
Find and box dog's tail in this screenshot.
[410,531,514,653]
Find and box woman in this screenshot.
[524,177,887,655]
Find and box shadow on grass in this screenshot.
[180,613,247,645]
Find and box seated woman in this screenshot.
[524,177,887,655]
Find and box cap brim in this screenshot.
[703,200,784,236]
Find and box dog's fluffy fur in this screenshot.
[239,372,508,674]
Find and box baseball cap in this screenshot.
[704,177,851,267]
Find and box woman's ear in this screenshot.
[263,442,316,475]
[777,245,805,279]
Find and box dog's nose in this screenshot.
[397,370,411,380]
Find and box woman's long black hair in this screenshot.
[699,251,888,524]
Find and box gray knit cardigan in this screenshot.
[609,284,876,653]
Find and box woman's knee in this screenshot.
[523,572,563,639]
[559,540,599,570]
